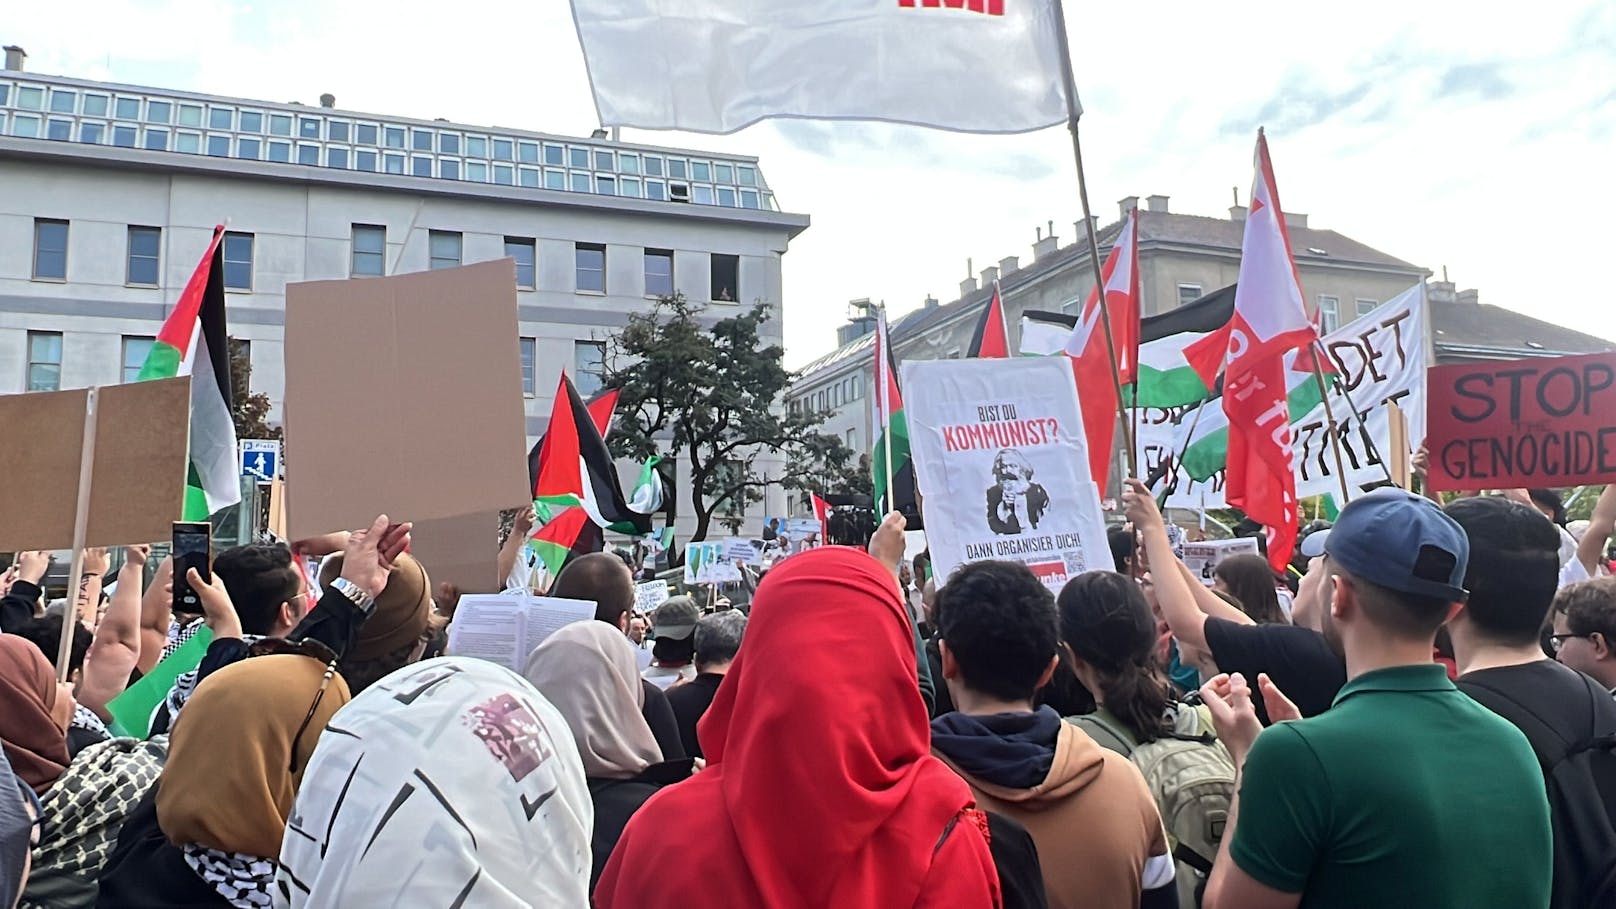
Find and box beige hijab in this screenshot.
[523,621,661,779]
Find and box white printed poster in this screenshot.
[1182,538,1260,586]
[635,580,671,613]
[902,357,1110,592]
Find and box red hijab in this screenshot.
[594,547,1000,908]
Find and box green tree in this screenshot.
[229,337,280,442]
[603,294,853,541]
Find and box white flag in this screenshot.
[570,0,1072,135]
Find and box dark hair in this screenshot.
[1528,488,1567,526]
[1336,565,1454,638]
[553,552,635,626]
[652,634,695,664]
[1107,526,1137,575]
[935,561,1058,702]
[213,543,303,636]
[1057,571,1174,743]
[1214,554,1288,625]
[13,617,92,675]
[1445,496,1562,646]
[1561,578,1616,640]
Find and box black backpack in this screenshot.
[1463,671,1616,907]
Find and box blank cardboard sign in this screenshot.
[410,510,503,594]
[283,259,531,540]
[0,377,190,551]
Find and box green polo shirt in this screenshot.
[1230,664,1551,908]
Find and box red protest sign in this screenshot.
[1427,351,1616,491]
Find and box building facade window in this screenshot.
[122,335,155,383]
[846,429,857,448]
[644,249,674,297]
[230,338,252,374]
[127,226,161,286]
[574,340,607,398]
[1177,283,1202,307]
[519,337,536,396]
[428,230,462,270]
[1318,295,1340,333]
[1355,298,1378,319]
[351,224,386,276]
[222,232,254,290]
[710,253,739,302]
[26,332,62,392]
[32,219,68,281]
[505,237,537,289]
[576,243,606,293]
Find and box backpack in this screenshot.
[1461,671,1616,907]
[1071,706,1236,908]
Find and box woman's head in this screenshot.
[157,652,351,859]
[523,621,661,780]
[1213,554,1288,625]
[0,636,70,795]
[1056,572,1174,743]
[277,658,592,907]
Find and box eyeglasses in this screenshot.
[1548,632,1593,654]
[247,637,339,773]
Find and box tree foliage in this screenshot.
[228,337,280,442]
[603,294,854,541]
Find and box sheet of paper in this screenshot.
[517,596,596,665]
[447,594,527,670]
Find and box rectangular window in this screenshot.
[542,143,563,166]
[569,147,590,168]
[692,185,715,205]
[667,160,687,180]
[544,170,564,191]
[355,150,377,172]
[644,156,664,177]
[575,243,606,293]
[412,129,433,151]
[351,224,386,277]
[146,100,171,123]
[412,156,433,178]
[267,140,291,163]
[428,231,462,270]
[296,143,319,165]
[143,128,167,150]
[47,119,71,141]
[1177,283,1202,307]
[222,232,254,291]
[355,123,378,145]
[439,133,460,154]
[239,111,263,133]
[574,341,606,398]
[327,120,349,142]
[122,336,155,383]
[383,153,404,174]
[26,332,62,392]
[493,164,514,185]
[691,161,711,182]
[32,219,68,280]
[237,137,260,160]
[1317,295,1340,334]
[492,138,513,160]
[176,131,200,154]
[1355,298,1378,318]
[466,161,487,182]
[210,107,234,130]
[79,122,104,144]
[710,253,739,302]
[127,226,161,286]
[519,338,536,396]
[384,126,404,148]
[299,117,321,139]
[177,103,202,127]
[83,94,109,117]
[269,113,292,136]
[738,165,756,186]
[716,187,736,206]
[114,96,139,119]
[846,429,857,448]
[520,141,542,164]
[714,163,733,184]
[594,149,614,171]
[326,146,348,169]
[505,237,537,289]
[644,249,674,297]
[439,159,460,180]
[111,125,136,147]
[569,171,591,193]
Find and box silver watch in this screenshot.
[330,577,377,616]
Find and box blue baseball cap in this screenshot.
[1323,488,1470,602]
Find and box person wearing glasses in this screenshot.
[1550,577,1616,696]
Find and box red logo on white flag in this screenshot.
[898,0,1005,15]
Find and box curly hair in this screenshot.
[935,560,1058,702]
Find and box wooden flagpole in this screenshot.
[1315,339,1397,486]
[1049,0,1135,478]
[1310,361,1354,505]
[878,303,896,515]
[58,387,99,682]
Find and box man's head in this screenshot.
[651,596,700,664]
[898,561,914,590]
[1528,488,1567,526]
[694,610,747,673]
[1108,525,1137,575]
[1553,578,1616,689]
[214,544,308,638]
[11,617,91,684]
[1319,489,1470,657]
[935,560,1059,706]
[552,552,636,631]
[627,614,648,645]
[1443,496,1562,648]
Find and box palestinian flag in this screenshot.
[529,505,603,579]
[966,282,1010,358]
[528,386,618,494]
[533,374,653,536]
[871,307,920,527]
[136,226,238,521]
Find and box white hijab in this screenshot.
[276,658,593,908]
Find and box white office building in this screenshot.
[0,46,809,539]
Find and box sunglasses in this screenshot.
[247,638,339,773]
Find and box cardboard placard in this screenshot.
[1182,537,1261,586]
[1426,351,1616,491]
[283,260,532,538]
[635,579,671,613]
[410,511,503,595]
[0,378,190,551]
[1387,401,1411,490]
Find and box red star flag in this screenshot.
[569,0,1071,135]
[1184,131,1319,570]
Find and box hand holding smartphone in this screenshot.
[172,521,212,614]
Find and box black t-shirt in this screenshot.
[1459,660,1616,745]
[664,672,724,759]
[1203,617,1346,724]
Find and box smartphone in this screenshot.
[172,521,212,613]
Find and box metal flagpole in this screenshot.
[879,304,896,515]
[1049,0,1135,478]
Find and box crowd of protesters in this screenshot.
[0,478,1613,908]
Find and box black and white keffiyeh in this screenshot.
[182,843,276,909]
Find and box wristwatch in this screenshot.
[329,577,378,617]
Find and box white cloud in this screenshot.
[8,0,1613,370]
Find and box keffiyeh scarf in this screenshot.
[183,843,276,909]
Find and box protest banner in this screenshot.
[684,541,744,584]
[635,579,672,613]
[902,357,1110,592]
[1182,538,1260,586]
[1426,350,1616,491]
[410,511,503,594]
[445,593,594,672]
[723,538,764,565]
[283,260,531,539]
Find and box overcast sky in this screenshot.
[11,1,1613,368]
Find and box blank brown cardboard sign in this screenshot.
[284,259,531,539]
[0,377,190,551]
[410,510,503,595]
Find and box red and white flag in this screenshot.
[811,493,833,542]
[1064,208,1140,489]
[1184,131,1319,570]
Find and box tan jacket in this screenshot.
[935,721,1170,909]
